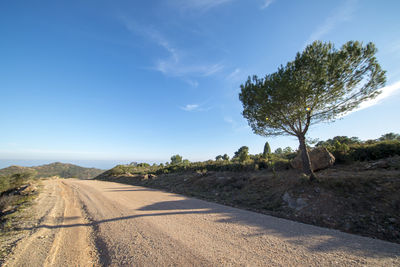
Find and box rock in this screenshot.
[20,184,37,195]
[365,155,400,170]
[290,147,335,171]
[282,192,308,210]
[365,160,390,170]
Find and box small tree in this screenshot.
[239,41,386,180]
[263,141,271,159]
[274,148,283,155]
[283,147,293,154]
[379,132,400,141]
[215,155,223,161]
[170,154,183,165]
[316,136,361,147]
[222,154,230,161]
[233,146,250,163]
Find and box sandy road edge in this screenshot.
[63,180,104,266]
[2,179,101,267]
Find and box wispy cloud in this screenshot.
[120,16,223,78]
[224,116,250,131]
[338,81,400,119]
[260,0,275,9]
[181,104,200,111]
[351,81,400,113]
[224,116,235,125]
[304,0,356,46]
[169,0,233,11]
[185,79,199,88]
[180,102,213,112]
[156,60,224,77]
[119,16,178,60]
[226,68,241,81]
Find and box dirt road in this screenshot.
[4,179,400,266]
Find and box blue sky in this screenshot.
[1,0,400,169]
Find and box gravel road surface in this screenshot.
[4,179,400,266]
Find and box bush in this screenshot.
[350,141,400,161]
[273,159,291,170]
[0,172,36,194]
[316,138,400,163]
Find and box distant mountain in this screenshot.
[0,162,104,179]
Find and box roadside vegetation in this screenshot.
[99,133,400,177]
[0,172,40,261]
[0,172,39,229]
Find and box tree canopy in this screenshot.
[170,154,183,165]
[379,132,400,141]
[239,40,386,179]
[215,155,223,161]
[233,146,250,163]
[239,41,386,138]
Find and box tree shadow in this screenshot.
[105,189,157,192]
[19,197,400,260]
[137,199,400,258]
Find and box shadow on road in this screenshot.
[20,196,400,260]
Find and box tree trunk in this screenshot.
[298,135,316,181]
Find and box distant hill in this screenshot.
[0,162,104,179]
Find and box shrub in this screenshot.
[232,146,250,163]
[170,155,183,165]
[350,141,400,161]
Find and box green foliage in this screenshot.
[274,148,283,155]
[379,132,400,141]
[109,165,135,176]
[137,163,150,168]
[282,147,293,154]
[99,133,399,179]
[350,141,400,161]
[263,141,271,159]
[102,155,292,178]
[233,146,250,163]
[316,135,400,163]
[316,136,361,147]
[0,172,36,194]
[170,154,183,165]
[239,41,386,138]
[239,40,386,178]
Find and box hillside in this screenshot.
[0,162,104,179]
